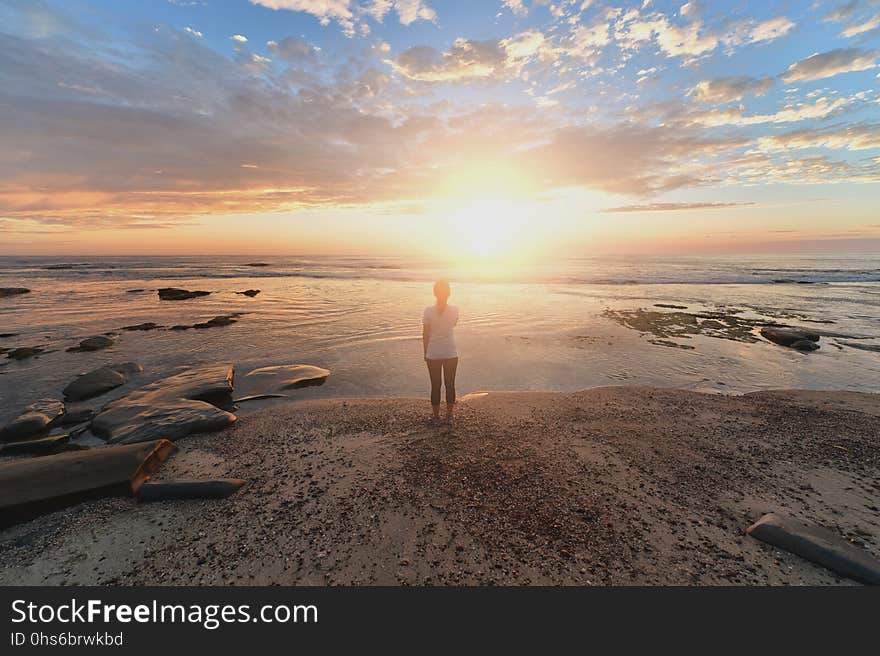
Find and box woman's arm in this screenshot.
[422,323,430,360]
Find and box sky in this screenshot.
[0,0,879,257]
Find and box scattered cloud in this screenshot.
[783,48,880,82]
[689,76,774,104]
[755,123,880,152]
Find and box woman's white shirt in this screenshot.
[423,304,459,360]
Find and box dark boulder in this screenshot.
[6,346,43,360]
[193,315,238,329]
[236,289,261,297]
[63,362,143,402]
[0,399,65,442]
[122,322,162,331]
[245,262,270,267]
[158,288,211,301]
[0,288,30,298]
[67,335,114,352]
[760,327,820,350]
[747,513,880,585]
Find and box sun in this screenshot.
[450,197,531,258]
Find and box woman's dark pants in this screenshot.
[426,357,458,406]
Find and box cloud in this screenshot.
[841,12,880,37]
[689,76,774,104]
[783,48,880,82]
[231,34,248,42]
[183,26,203,37]
[267,36,318,61]
[250,0,356,35]
[600,201,754,212]
[755,123,880,152]
[249,0,436,35]
[616,13,718,60]
[391,32,548,82]
[824,1,861,22]
[514,123,746,195]
[688,95,856,127]
[503,0,528,17]
[392,0,436,25]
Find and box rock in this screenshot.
[747,513,880,585]
[137,478,246,502]
[170,325,191,331]
[158,288,211,301]
[122,322,162,331]
[63,362,143,402]
[0,333,18,338]
[193,315,238,329]
[0,288,30,298]
[59,406,96,426]
[91,365,237,444]
[654,304,688,310]
[760,327,820,349]
[0,434,74,456]
[0,399,65,442]
[0,439,176,527]
[244,364,330,390]
[236,289,261,297]
[791,339,820,352]
[839,341,880,353]
[6,346,43,360]
[126,289,145,293]
[245,262,270,267]
[67,335,114,352]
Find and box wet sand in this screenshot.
[1,387,878,585]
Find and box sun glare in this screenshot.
[450,198,532,258]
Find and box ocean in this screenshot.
[1,253,879,425]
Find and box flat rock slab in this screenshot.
[0,439,176,527]
[137,479,246,502]
[244,364,330,390]
[91,365,237,444]
[0,434,77,456]
[747,513,880,585]
[158,288,210,301]
[67,335,114,352]
[0,399,65,442]
[121,322,162,331]
[63,362,143,402]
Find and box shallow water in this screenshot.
[1,254,879,425]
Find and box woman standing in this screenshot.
[422,279,459,427]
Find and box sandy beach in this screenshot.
[1,386,877,586]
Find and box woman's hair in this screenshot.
[433,279,451,299]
